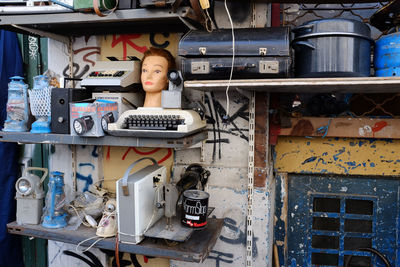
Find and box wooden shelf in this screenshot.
[0,131,207,148]
[278,117,400,139]
[184,77,400,93]
[8,218,223,263]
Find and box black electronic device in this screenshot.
[177,163,210,192]
[118,0,137,9]
[51,88,92,134]
[178,27,291,80]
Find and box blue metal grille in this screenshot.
[308,193,377,266]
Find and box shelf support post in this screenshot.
[246,90,255,267]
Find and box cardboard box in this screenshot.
[70,99,118,137]
[92,92,144,116]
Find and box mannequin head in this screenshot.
[141,48,176,107]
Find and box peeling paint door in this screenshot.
[286,174,399,267]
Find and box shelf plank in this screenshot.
[184,77,400,93]
[0,131,207,148]
[278,117,400,139]
[7,218,223,262]
[0,7,198,37]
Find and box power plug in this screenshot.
[199,0,210,9]
[85,214,98,228]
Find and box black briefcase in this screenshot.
[178,27,291,80]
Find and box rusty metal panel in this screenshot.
[274,136,400,176]
[254,92,268,187]
[279,117,400,139]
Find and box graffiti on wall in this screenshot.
[62,46,101,79]
[204,92,249,162]
[63,249,161,267]
[28,36,39,60]
[105,146,172,164]
[204,217,258,266]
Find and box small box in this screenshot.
[51,88,92,134]
[70,99,118,137]
[92,92,144,116]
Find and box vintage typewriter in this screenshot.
[107,107,206,138]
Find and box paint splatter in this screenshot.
[302,157,317,165]
[372,121,388,137]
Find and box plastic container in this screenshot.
[374,31,400,77]
[29,75,52,133]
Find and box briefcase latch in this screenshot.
[199,47,207,55]
[259,48,267,56]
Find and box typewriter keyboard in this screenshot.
[122,114,185,131]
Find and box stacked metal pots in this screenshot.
[292,18,374,77]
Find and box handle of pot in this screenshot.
[24,167,48,184]
[211,64,256,72]
[292,41,315,50]
[292,24,314,33]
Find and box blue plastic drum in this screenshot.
[374,31,400,76]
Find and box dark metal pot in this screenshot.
[292,18,374,78]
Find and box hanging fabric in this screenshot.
[0,30,24,267]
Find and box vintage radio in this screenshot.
[51,88,92,134]
[178,27,291,80]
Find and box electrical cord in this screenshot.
[213,98,248,141]
[223,0,235,124]
[69,204,93,228]
[115,233,120,267]
[205,93,217,162]
[75,210,117,253]
[211,92,222,159]
[344,248,391,267]
[76,236,106,254]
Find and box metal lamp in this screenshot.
[15,167,48,225]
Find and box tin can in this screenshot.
[181,190,209,229]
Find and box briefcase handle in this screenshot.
[211,63,256,72]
